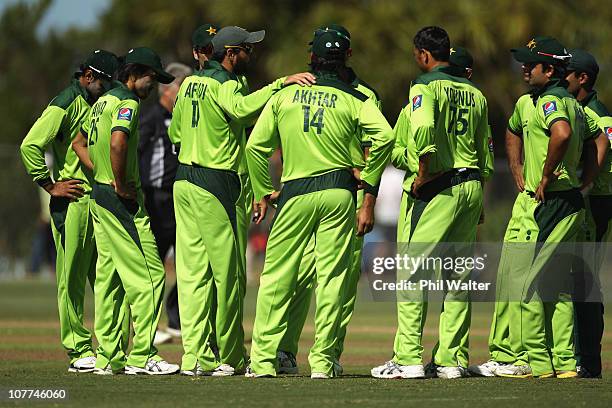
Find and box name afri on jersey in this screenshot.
[91,101,107,118]
[183,82,207,99]
[292,89,338,108]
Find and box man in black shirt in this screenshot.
[138,62,192,344]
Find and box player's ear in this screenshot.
[192,49,199,62]
[579,72,590,86]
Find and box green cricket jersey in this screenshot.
[508,93,536,136]
[348,69,383,169]
[168,60,286,174]
[246,72,395,202]
[20,79,93,190]
[407,65,494,179]
[523,79,587,193]
[581,91,612,196]
[82,84,141,187]
[391,106,419,193]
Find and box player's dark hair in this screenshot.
[309,55,350,83]
[413,26,451,62]
[117,63,151,83]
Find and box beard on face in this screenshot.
[233,58,249,75]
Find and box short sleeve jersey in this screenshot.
[523,81,587,192]
[582,91,612,195]
[82,84,141,187]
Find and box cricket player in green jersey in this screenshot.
[470,57,536,378]
[277,24,383,375]
[20,50,118,373]
[168,26,315,376]
[80,47,180,375]
[372,27,493,380]
[566,49,612,379]
[245,29,394,379]
[493,37,587,379]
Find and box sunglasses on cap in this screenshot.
[224,44,254,54]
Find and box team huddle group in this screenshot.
[19,22,610,379]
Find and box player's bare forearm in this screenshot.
[357,192,376,236]
[542,121,571,179]
[595,131,609,169]
[505,129,524,191]
[110,130,135,199]
[580,137,599,190]
[72,131,94,171]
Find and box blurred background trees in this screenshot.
[1,0,610,268]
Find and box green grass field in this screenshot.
[1,280,611,407]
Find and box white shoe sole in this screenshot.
[311,372,330,379]
[467,366,496,377]
[371,369,425,379]
[68,367,95,373]
[125,366,179,375]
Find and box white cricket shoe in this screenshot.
[180,362,204,376]
[125,359,180,375]
[311,372,330,379]
[277,351,298,374]
[495,364,532,378]
[436,366,468,379]
[153,330,173,345]
[244,365,274,378]
[468,360,506,377]
[93,364,118,375]
[371,361,425,379]
[68,356,96,373]
[209,363,239,377]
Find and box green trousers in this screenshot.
[174,165,246,372]
[49,194,97,363]
[91,184,164,369]
[508,189,584,376]
[487,192,533,364]
[573,194,611,376]
[278,190,366,360]
[250,171,356,377]
[393,177,482,368]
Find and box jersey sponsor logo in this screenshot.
[117,107,133,121]
[412,95,422,111]
[606,126,612,140]
[488,137,494,152]
[543,101,557,116]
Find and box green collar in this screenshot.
[580,89,598,107]
[118,82,139,100]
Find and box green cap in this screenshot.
[567,49,599,78]
[211,26,265,51]
[82,49,119,79]
[124,47,175,84]
[511,36,571,65]
[309,24,351,45]
[192,23,218,48]
[311,29,350,59]
[449,46,473,69]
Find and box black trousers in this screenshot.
[143,186,180,330]
[573,195,611,376]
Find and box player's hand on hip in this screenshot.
[357,193,376,236]
[252,196,270,224]
[284,73,316,87]
[111,180,136,200]
[46,179,85,200]
[510,164,525,192]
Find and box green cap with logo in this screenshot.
[311,28,350,59]
[81,49,119,79]
[124,47,175,84]
[511,36,571,65]
[567,49,599,79]
[310,24,351,45]
[192,23,219,48]
[211,26,265,52]
[449,46,473,69]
